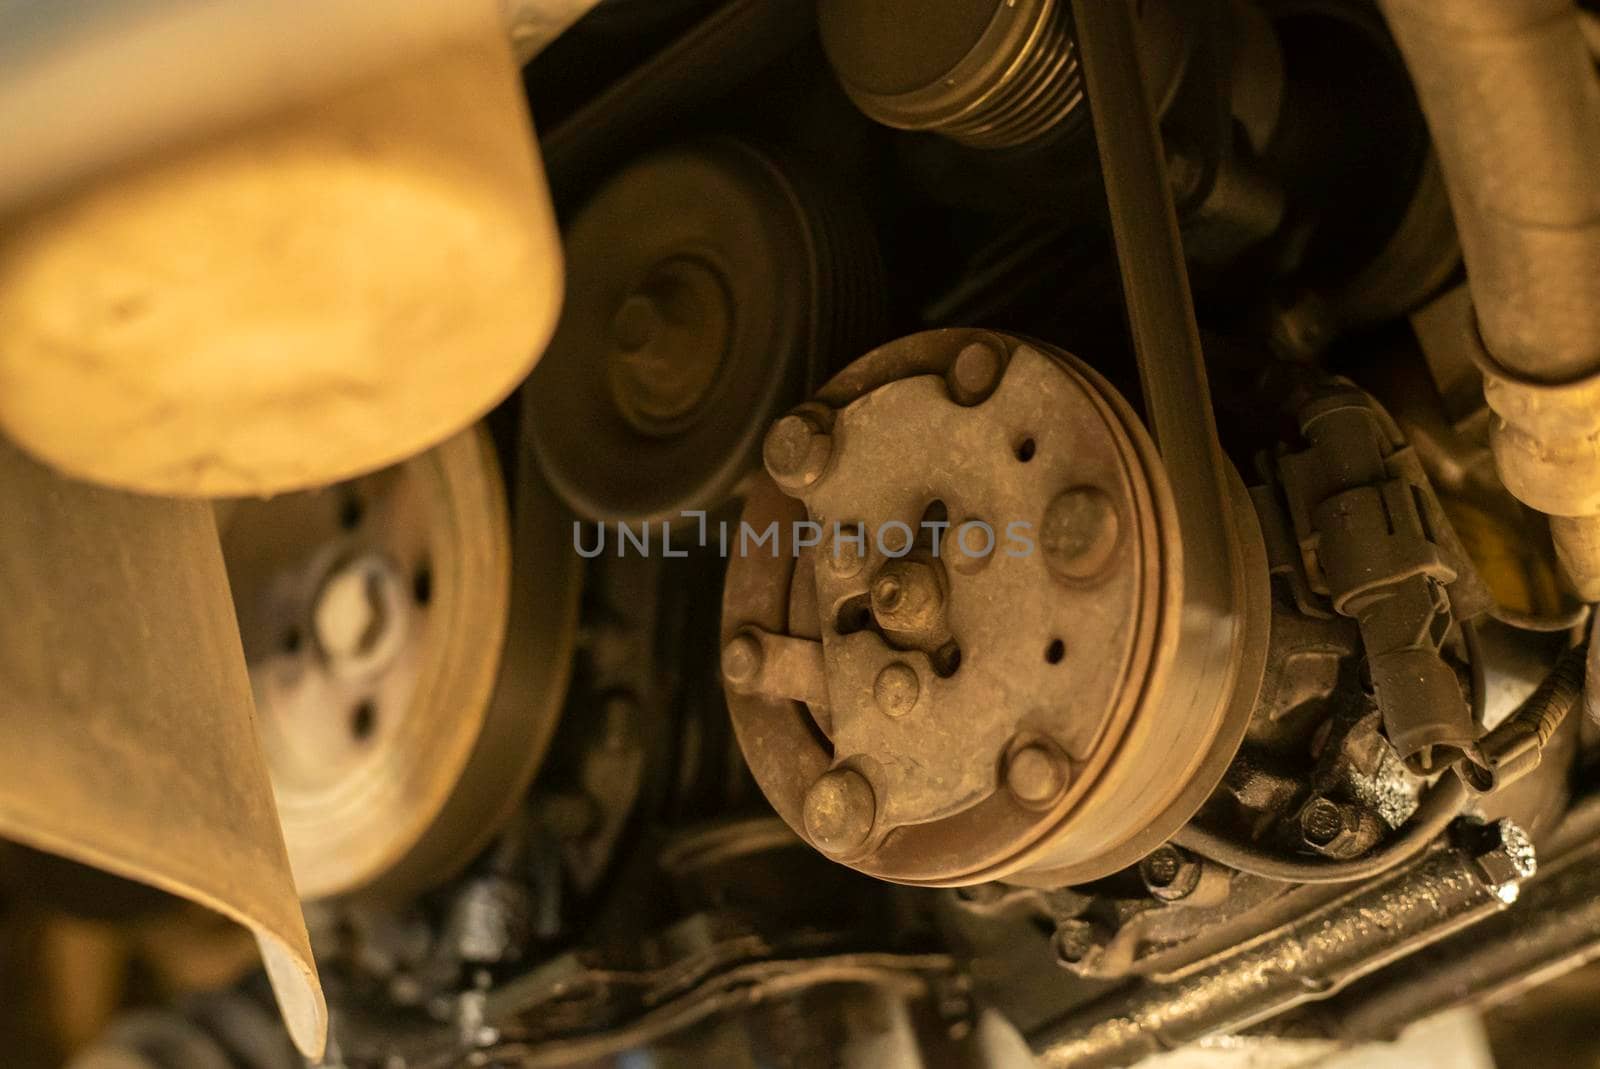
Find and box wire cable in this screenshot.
[1171,771,1469,884]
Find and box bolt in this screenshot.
[447,877,533,965]
[1300,798,1346,848]
[1299,797,1381,860]
[802,769,876,855]
[948,340,1005,405]
[721,632,764,687]
[610,294,660,352]
[1166,149,1205,202]
[1051,918,1112,974]
[1140,845,1202,902]
[1006,743,1067,807]
[870,559,945,633]
[1459,818,1536,901]
[763,411,832,492]
[1040,487,1121,581]
[874,662,920,717]
[312,553,407,677]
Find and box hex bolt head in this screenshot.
[1460,818,1536,901]
[1006,743,1068,807]
[763,411,832,492]
[802,769,877,855]
[720,632,764,687]
[1140,845,1202,902]
[1300,798,1347,848]
[1299,797,1380,860]
[874,662,921,717]
[947,340,1005,405]
[1051,918,1112,974]
[1040,487,1120,581]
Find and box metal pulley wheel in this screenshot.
[526,137,883,523]
[720,329,1268,887]
[221,427,558,901]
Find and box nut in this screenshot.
[1040,487,1120,581]
[1006,743,1067,807]
[873,662,920,717]
[763,411,832,492]
[720,632,764,687]
[1140,845,1202,902]
[802,769,877,855]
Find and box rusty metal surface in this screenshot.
[0,436,325,1058]
[1030,818,1533,1068]
[722,329,1266,886]
[1267,791,1600,1041]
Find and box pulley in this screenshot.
[720,329,1268,886]
[526,137,882,523]
[221,426,578,901]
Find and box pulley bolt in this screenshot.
[1041,487,1120,581]
[803,769,877,855]
[1006,743,1067,807]
[720,633,764,687]
[610,294,661,352]
[948,340,1005,405]
[763,411,833,492]
[1140,845,1202,902]
[312,553,406,676]
[874,662,921,717]
[870,559,945,632]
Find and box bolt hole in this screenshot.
[338,494,364,531]
[1015,436,1036,462]
[412,563,433,606]
[350,700,377,741]
[933,642,962,678]
[281,626,303,655]
[918,500,950,556]
[834,593,874,636]
[1045,639,1065,664]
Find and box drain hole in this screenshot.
[1045,639,1065,664]
[933,642,963,678]
[281,626,303,654]
[338,493,364,531]
[1015,437,1036,462]
[413,563,433,606]
[350,700,377,741]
